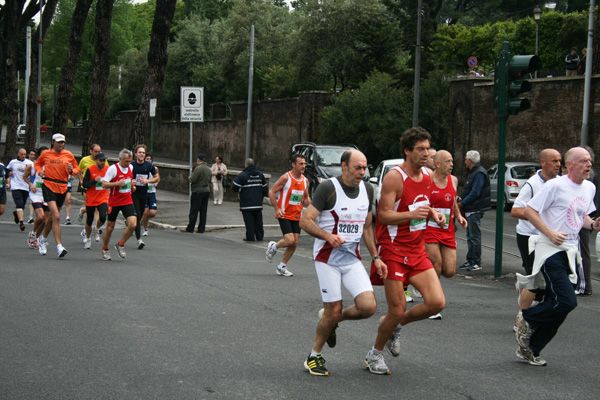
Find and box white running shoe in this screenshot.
[404,290,414,303]
[276,266,293,277]
[266,241,277,263]
[385,327,402,357]
[114,243,126,258]
[57,244,67,258]
[37,237,47,255]
[364,351,390,375]
[84,238,92,249]
[27,231,37,248]
[77,207,85,222]
[80,229,86,241]
[93,226,101,242]
[101,249,111,261]
[142,229,148,237]
[428,313,442,320]
[137,239,145,249]
[65,217,71,225]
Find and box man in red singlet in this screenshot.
[266,154,311,277]
[365,127,446,375]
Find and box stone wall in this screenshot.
[449,75,600,179]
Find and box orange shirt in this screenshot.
[35,149,79,194]
[85,164,109,206]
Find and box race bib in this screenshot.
[119,179,132,193]
[337,215,364,242]
[95,181,105,190]
[427,207,450,229]
[408,200,429,232]
[35,181,43,189]
[289,189,304,206]
[148,183,154,191]
[135,174,147,186]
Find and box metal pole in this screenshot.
[150,117,154,156]
[24,26,31,124]
[412,0,422,127]
[581,0,595,146]
[189,122,193,199]
[535,21,539,79]
[36,0,43,146]
[245,25,255,160]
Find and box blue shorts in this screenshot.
[11,189,29,208]
[145,193,157,210]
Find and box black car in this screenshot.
[291,142,370,196]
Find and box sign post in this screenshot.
[468,56,478,69]
[180,87,204,197]
[149,98,156,156]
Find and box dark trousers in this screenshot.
[523,251,577,356]
[516,233,544,302]
[465,211,483,265]
[131,190,147,240]
[241,209,264,241]
[577,228,593,294]
[186,191,209,233]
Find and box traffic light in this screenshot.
[506,55,541,115]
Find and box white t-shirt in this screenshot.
[102,163,133,183]
[514,171,547,236]
[6,158,34,191]
[528,175,596,247]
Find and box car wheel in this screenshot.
[503,195,512,211]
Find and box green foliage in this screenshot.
[320,71,412,165]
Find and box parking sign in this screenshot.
[180,87,204,122]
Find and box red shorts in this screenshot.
[424,228,457,249]
[370,246,434,286]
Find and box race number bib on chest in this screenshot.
[119,179,132,193]
[289,189,304,206]
[337,214,365,242]
[408,200,429,232]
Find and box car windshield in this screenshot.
[316,148,347,166]
[511,165,538,179]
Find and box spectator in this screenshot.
[458,150,491,272]
[233,158,268,241]
[211,155,228,205]
[578,47,587,75]
[181,154,211,234]
[565,47,580,77]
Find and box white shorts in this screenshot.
[315,260,373,303]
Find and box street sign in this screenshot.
[468,56,477,68]
[180,86,204,122]
[149,98,156,117]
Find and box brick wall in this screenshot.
[449,75,599,179]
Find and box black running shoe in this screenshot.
[327,324,338,348]
[304,354,329,376]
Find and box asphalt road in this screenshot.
[1,206,600,399]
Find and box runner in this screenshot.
[366,127,446,375]
[100,149,136,261]
[299,149,386,376]
[266,153,310,277]
[130,145,158,249]
[76,144,108,223]
[80,152,109,250]
[0,159,8,217]
[424,150,468,320]
[64,174,73,225]
[24,147,49,249]
[6,148,34,231]
[141,154,160,237]
[34,134,79,257]
[27,149,37,223]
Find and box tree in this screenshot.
[83,0,115,156]
[129,0,177,149]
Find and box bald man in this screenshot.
[424,150,467,319]
[511,149,561,329]
[517,147,597,366]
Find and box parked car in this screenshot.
[291,142,371,197]
[16,124,26,142]
[369,158,405,216]
[488,162,540,210]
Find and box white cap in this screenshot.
[52,133,66,142]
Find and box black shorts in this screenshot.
[11,189,29,208]
[107,203,137,222]
[0,190,6,205]
[32,202,49,212]
[86,203,108,226]
[42,185,66,208]
[278,218,301,235]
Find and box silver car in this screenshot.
[369,158,405,216]
[488,162,540,210]
[16,124,26,142]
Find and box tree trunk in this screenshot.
[83,0,114,156]
[129,0,178,150]
[53,0,94,143]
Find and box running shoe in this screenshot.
[101,249,111,261]
[142,229,149,237]
[516,316,535,349]
[385,326,402,357]
[513,311,523,333]
[84,238,92,249]
[276,266,293,277]
[304,354,329,376]
[114,243,126,258]
[27,231,37,249]
[137,239,145,249]
[27,217,34,224]
[466,264,482,271]
[516,347,547,366]
[428,313,442,320]
[318,308,338,348]
[405,290,414,303]
[19,223,25,231]
[80,229,86,240]
[364,351,391,375]
[37,237,47,255]
[57,244,67,258]
[77,207,85,222]
[65,217,71,225]
[266,241,277,262]
[93,226,101,242]
[13,210,18,224]
[458,261,471,270]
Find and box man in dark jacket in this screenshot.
[565,47,580,77]
[233,158,268,241]
[458,150,491,272]
[181,153,212,233]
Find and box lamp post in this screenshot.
[533,6,542,78]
